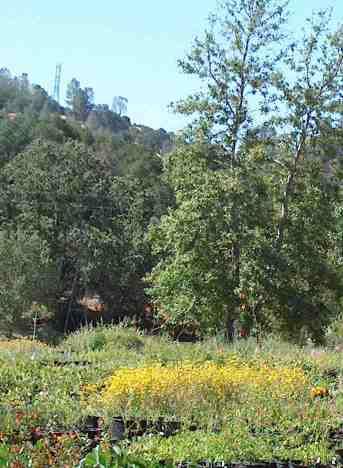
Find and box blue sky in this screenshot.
[2,0,342,131]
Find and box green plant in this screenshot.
[90,331,107,352]
[79,444,165,468]
[0,327,341,465]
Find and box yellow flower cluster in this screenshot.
[100,358,308,412]
[80,383,106,404]
[81,383,99,394]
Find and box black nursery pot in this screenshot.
[156,419,182,436]
[81,415,102,442]
[110,416,125,442]
[83,415,101,429]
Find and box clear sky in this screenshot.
[2,0,342,131]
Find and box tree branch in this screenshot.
[206,48,235,119]
[275,112,311,249]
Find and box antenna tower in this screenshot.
[53,63,62,103]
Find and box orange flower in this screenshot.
[310,387,329,399]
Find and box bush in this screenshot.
[61,325,145,353]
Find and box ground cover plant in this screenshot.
[0,325,343,466]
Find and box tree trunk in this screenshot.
[225,316,236,341]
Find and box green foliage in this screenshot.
[173,0,289,152]
[0,65,173,334]
[148,0,343,343]
[129,428,334,465]
[80,444,157,468]
[0,3,341,347]
[0,69,59,116]
[148,143,341,341]
[0,228,57,331]
[0,140,157,327]
[63,326,145,353]
[148,145,270,333]
[0,327,342,464]
[0,113,34,166]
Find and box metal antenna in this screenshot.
[53,63,62,103]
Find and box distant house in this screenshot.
[7,113,17,121]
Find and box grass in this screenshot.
[0,324,343,466]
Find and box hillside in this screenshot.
[0,68,174,162]
[0,67,176,338]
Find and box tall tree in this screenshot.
[66,78,94,121]
[154,0,289,337]
[148,1,343,342]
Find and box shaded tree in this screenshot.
[0,140,163,329]
[0,114,34,166]
[0,228,58,333]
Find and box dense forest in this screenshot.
[0,67,175,337]
[0,0,342,344]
